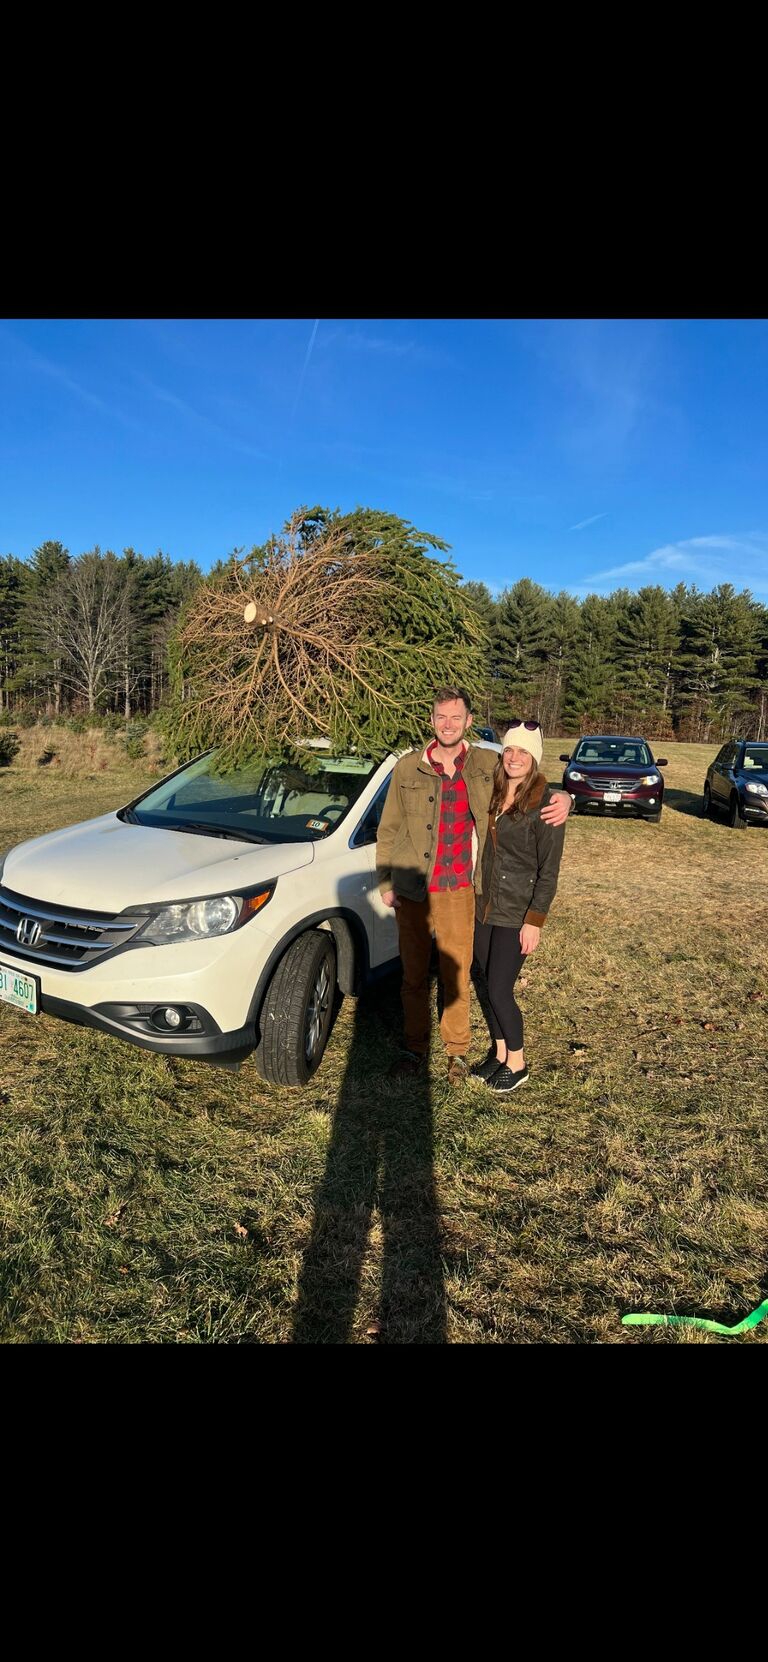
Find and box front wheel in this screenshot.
[702,784,712,817]
[645,810,662,824]
[254,931,338,1086]
[729,793,748,831]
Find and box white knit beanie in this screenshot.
[501,723,543,765]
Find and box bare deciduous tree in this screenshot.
[38,549,132,713]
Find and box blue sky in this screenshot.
[2,317,768,598]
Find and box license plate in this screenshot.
[603,791,622,803]
[0,962,39,1014]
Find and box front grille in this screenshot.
[0,884,143,971]
[586,776,639,792]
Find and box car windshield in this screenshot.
[574,739,652,767]
[743,745,768,770]
[123,752,380,842]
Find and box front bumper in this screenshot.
[742,798,768,822]
[0,923,275,1064]
[40,992,255,1063]
[566,783,662,816]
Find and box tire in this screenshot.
[645,810,662,824]
[254,930,338,1086]
[729,793,748,831]
[702,784,712,817]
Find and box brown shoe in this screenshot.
[388,1050,427,1079]
[447,1055,469,1085]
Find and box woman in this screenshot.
[471,722,566,1094]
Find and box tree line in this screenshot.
[1,541,766,741]
[462,577,768,742]
[0,541,202,718]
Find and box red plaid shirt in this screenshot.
[426,741,474,892]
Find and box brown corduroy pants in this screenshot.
[395,886,475,1057]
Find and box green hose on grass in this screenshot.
[622,1299,768,1336]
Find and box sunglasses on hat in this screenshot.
[506,719,541,731]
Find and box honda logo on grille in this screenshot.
[16,917,42,948]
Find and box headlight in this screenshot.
[126,886,275,945]
[745,780,768,795]
[567,770,586,782]
[639,773,660,785]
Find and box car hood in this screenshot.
[2,813,314,912]
[740,768,768,784]
[567,762,657,778]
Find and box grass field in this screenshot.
[1,726,767,1344]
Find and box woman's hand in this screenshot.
[519,923,541,955]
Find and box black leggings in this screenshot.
[472,919,526,1052]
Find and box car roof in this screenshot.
[576,734,649,744]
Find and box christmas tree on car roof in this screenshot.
[165,507,486,770]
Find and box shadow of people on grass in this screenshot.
[291,970,447,1345]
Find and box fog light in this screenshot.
[164,1007,182,1028]
[648,798,656,805]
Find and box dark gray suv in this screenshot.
[703,740,768,829]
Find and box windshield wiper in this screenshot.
[167,820,269,843]
[119,806,139,823]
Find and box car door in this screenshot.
[729,743,746,802]
[348,776,399,966]
[713,743,736,806]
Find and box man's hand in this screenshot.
[519,923,541,955]
[540,789,571,826]
[381,890,401,910]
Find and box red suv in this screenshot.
[560,735,668,822]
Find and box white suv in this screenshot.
[0,742,497,1086]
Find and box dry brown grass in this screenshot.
[0,735,767,1343]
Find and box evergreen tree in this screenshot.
[753,601,768,739]
[460,581,496,719]
[166,507,486,766]
[491,578,552,722]
[616,585,681,735]
[0,555,30,711]
[539,591,581,733]
[562,593,621,732]
[676,584,761,741]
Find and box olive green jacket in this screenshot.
[376,743,497,903]
[477,772,565,929]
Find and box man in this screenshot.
[376,688,571,1083]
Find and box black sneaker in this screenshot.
[488,1064,529,1094]
[470,1049,503,1083]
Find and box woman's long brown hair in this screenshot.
[489,754,545,818]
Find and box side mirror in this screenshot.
[656,758,668,768]
[559,754,571,763]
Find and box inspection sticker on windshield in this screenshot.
[306,818,330,832]
[0,962,39,1014]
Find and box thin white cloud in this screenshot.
[0,324,143,431]
[134,372,267,459]
[583,533,768,597]
[323,328,416,357]
[291,318,320,419]
[319,326,452,367]
[569,512,607,532]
